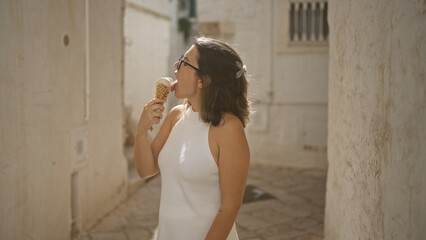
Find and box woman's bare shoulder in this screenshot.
[212,113,249,160]
[168,104,186,125]
[213,113,244,135]
[222,113,243,127]
[169,104,186,114]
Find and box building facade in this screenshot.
[197,0,329,169]
[325,0,426,239]
[1,0,127,239]
[123,0,172,140]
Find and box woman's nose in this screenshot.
[173,61,179,69]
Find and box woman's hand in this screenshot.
[137,99,166,132]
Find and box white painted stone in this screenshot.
[197,0,329,168]
[325,0,426,239]
[124,1,172,138]
[127,0,171,18]
[0,1,127,239]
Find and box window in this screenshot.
[189,0,196,18]
[289,1,328,42]
[275,0,329,53]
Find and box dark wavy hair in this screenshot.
[191,37,250,128]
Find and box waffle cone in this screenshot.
[155,77,173,100]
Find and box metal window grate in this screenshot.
[189,0,196,18]
[289,1,328,43]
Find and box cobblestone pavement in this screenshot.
[78,164,327,240]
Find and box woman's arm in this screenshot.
[134,100,182,179]
[205,115,250,240]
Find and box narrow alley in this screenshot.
[2,1,424,239]
[79,164,326,240]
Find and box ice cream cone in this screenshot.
[155,77,173,100]
[150,77,173,131]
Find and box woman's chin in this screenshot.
[173,91,182,99]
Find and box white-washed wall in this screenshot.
[197,0,328,168]
[0,0,127,238]
[124,0,172,137]
[325,0,426,238]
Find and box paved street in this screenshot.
[78,164,327,240]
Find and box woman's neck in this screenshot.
[187,96,200,112]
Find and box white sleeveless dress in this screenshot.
[154,106,239,240]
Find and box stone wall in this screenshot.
[124,0,172,139]
[0,0,127,238]
[197,0,329,168]
[325,0,426,239]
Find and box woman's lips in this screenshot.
[171,80,178,91]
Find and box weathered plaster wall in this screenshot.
[124,0,171,138]
[0,0,127,239]
[84,0,128,231]
[325,0,426,239]
[197,0,329,168]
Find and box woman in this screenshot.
[134,37,250,240]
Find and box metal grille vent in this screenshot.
[289,1,329,43]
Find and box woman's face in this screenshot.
[173,45,202,100]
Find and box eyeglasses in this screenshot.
[177,55,201,72]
